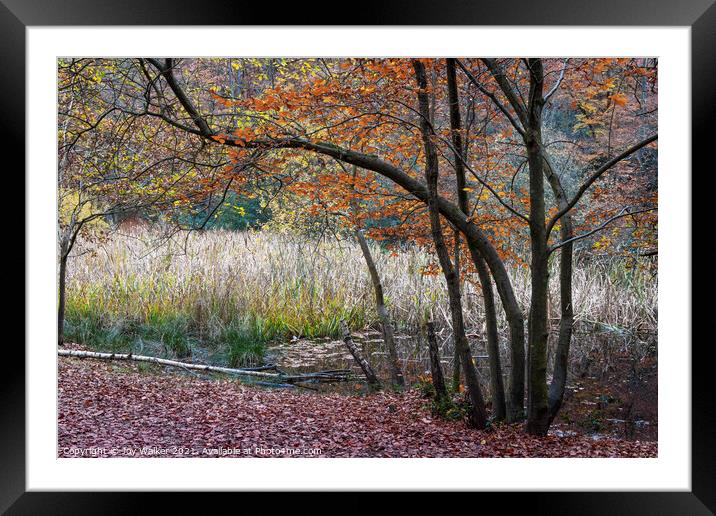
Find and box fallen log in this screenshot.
[340,320,381,389]
[239,364,281,372]
[59,349,283,379]
[58,349,353,384]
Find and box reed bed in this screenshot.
[64,229,657,365]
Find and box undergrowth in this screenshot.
[63,229,657,367]
[415,375,471,422]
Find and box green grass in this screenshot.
[221,318,267,368]
[64,305,136,352]
[63,297,368,367]
[63,291,368,367]
[141,309,192,358]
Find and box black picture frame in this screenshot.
[5,0,710,511]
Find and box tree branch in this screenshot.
[546,133,658,236]
[145,58,214,137]
[548,207,655,254]
[456,59,525,137]
[480,58,529,129]
[544,59,568,102]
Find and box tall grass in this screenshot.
[64,229,657,363]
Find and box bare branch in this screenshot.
[456,59,525,137]
[145,58,214,137]
[480,59,529,129]
[544,59,568,102]
[548,207,656,254]
[546,133,658,236]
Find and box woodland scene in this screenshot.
[58,57,658,458]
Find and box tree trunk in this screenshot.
[413,59,488,429]
[341,320,381,390]
[58,252,68,347]
[354,229,405,388]
[526,233,551,436]
[451,231,461,392]
[541,154,575,426]
[446,58,507,421]
[463,237,525,422]
[547,233,574,423]
[524,59,551,436]
[425,321,448,401]
[468,247,507,421]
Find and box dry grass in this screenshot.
[64,228,657,363]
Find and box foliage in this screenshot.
[58,57,658,268]
[58,191,110,232]
[416,374,470,422]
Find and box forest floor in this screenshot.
[58,354,657,458]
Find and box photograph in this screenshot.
[56,56,660,459]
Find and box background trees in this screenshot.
[59,57,657,436]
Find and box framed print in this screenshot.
[4,0,711,511]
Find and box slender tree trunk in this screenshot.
[463,237,525,422]
[354,229,405,388]
[526,230,551,436]
[425,320,448,401]
[58,222,82,348]
[542,155,575,425]
[524,59,551,436]
[449,59,464,394]
[548,231,574,422]
[413,59,488,429]
[446,58,507,421]
[468,247,507,421]
[451,231,461,391]
[58,251,68,347]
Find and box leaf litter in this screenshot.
[58,356,657,458]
